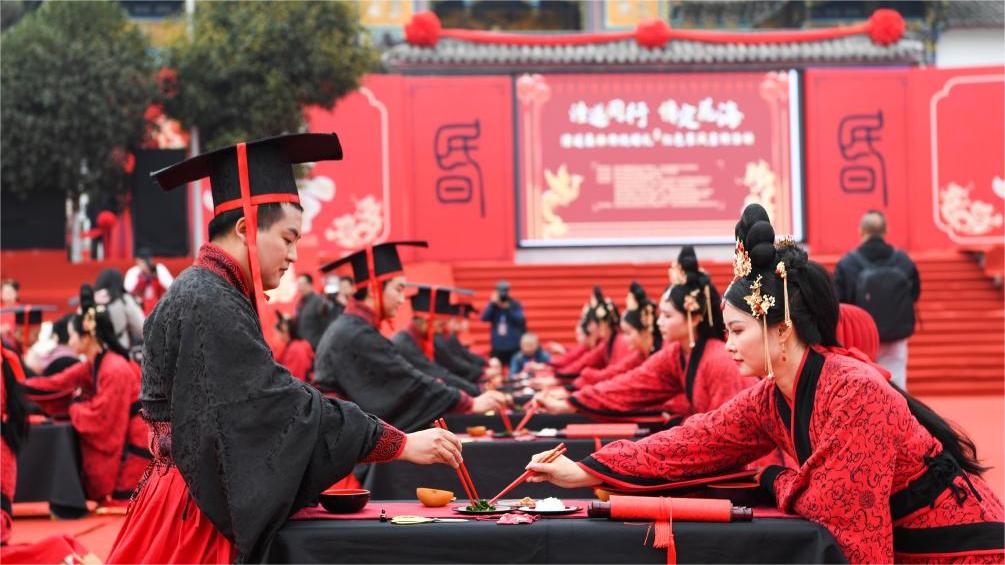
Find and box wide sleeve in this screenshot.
[69,360,132,454]
[550,343,588,368]
[23,360,91,393]
[760,370,899,563]
[571,345,686,416]
[123,296,145,344]
[573,349,643,388]
[579,380,777,488]
[316,321,463,434]
[557,343,606,376]
[166,290,396,562]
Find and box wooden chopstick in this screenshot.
[435,418,480,500]
[433,419,475,501]
[487,443,567,506]
[512,403,538,433]
[500,410,514,433]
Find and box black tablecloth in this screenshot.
[13,422,88,517]
[363,438,616,500]
[271,516,846,563]
[443,413,592,433]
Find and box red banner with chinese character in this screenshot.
[516,71,802,246]
[405,76,516,261]
[805,66,1004,254]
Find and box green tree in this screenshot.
[165,1,378,152]
[1,1,157,203]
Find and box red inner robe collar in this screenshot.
[345,299,380,328]
[196,243,254,304]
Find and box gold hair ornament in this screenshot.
[733,240,751,281]
[743,275,776,378]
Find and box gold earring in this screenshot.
[780,343,788,364]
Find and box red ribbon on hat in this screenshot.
[235,143,267,319]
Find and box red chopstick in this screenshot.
[500,410,514,434]
[512,402,538,433]
[487,443,566,506]
[435,418,480,500]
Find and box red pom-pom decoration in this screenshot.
[635,19,672,49]
[97,211,118,231]
[867,8,905,46]
[405,11,442,47]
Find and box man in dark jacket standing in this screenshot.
[833,210,920,390]
[480,280,526,367]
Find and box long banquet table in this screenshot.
[272,501,846,563]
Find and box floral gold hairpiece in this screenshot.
[733,240,751,281]
[743,275,777,379]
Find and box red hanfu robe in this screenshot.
[275,339,314,383]
[556,334,631,376]
[570,338,755,420]
[24,352,150,501]
[1,348,26,545]
[549,343,590,369]
[573,349,645,388]
[579,348,1005,563]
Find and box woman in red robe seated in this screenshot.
[24,286,150,508]
[571,285,658,389]
[526,205,1004,564]
[1,347,30,545]
[537,246,755,423]
[273,312,314,383]
[551,292,629,377]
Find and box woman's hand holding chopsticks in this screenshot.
[399,428,464,468]
[524,451,601,489]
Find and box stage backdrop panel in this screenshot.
[516,71,803,247]
[132,149,189,257]
[805,66,1004,254]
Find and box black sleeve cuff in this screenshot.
[758,465,786,496]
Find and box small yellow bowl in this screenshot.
[466,426,488,437]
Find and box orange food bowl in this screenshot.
[466,426,488,437]
[417,487,455,507]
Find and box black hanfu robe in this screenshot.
[314,301,472,433]
[446,333,488,369]
[391,327,480,396]
[434,333,482,382]
[123,244,406,563]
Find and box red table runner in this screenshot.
[290,501,799,521]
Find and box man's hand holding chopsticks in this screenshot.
[399,428,464,468]
[524,451,601,488]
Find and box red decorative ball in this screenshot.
[97,211,117,231]
[867,8,905,46]
[635,19,672,49]
[405,11,442,47]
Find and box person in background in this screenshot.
[24,285,149,510]
[94,269,145,352]
[274,312,314,383]
[833,210,920,390]
[124,248,174,315]
[24,314,78,376]
[0,280,20,349]
[294,273,331,350]
[509,332,551,376]
[481,280,526,366]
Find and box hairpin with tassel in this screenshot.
[682,289,702,348]
[743,275,777,378]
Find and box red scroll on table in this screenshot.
[562,423,639,438]
[589,496,751,565]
